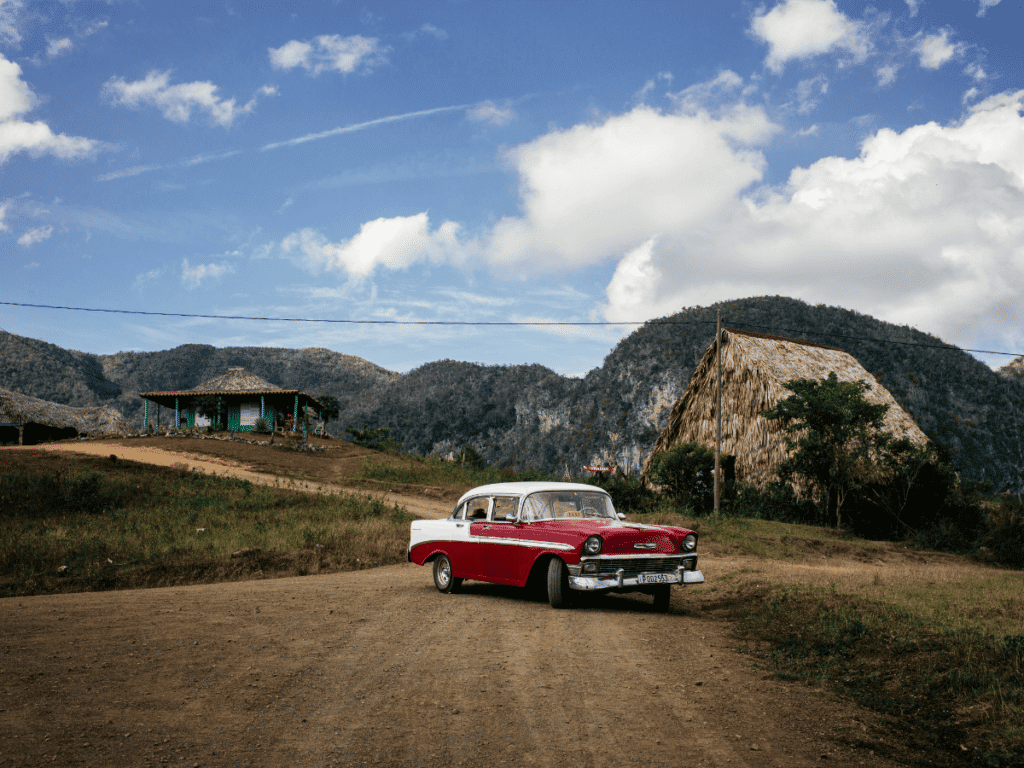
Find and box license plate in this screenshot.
[638,573,675,584]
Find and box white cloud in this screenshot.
[976,0,1002,16]
[795,75,828,113]
[268,34,387,76]
[0,0,25,47]
[181,259,234,288]
[280,213,464,278]
[467,100,515,126]
[17,224,53,246]
[876,63,900,87]
[46,37,73,58]
[0,54,100,163]
[749,0,874,73]
[669,70,744,113]
[964,62,987,82]
[913,28,963,70]
[599,89,1024,354]
[102,70,261,128]
[0,199,8,231]
[404,23,448,41]
[484,96,778,272]
[905,0,920,17]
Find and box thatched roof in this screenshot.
[0,388,133,435]
[188,366,282,394]
[642,329,928,489]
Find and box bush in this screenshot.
[253,417,271,434]
[647,442,726,515]
[977,495,1024,568]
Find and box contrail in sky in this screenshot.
[259,103,472,151]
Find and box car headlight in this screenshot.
[583,535,603,555]
[681,534,697,552]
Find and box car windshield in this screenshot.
[521,491,616,521]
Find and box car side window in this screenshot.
[491,496,519,522]
[466,497,490,521]
[452,502,467,520]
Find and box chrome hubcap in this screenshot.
[437,559,450,587]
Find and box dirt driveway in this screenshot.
[0,565,912,768]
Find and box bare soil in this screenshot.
[0,437,934,767]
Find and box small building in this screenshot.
[642,329,928,489]
[0,388,133,445]
[139,367,321,433]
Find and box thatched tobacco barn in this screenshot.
[139,367,321,433]
[0,388,133,445]
[641,329,928,489]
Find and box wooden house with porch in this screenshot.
[139,367,321,433]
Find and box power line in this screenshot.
[2,300,1021,358]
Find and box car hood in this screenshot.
[523,519,694,555]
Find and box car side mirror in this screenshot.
[617,513,626,520]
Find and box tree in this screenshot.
[763,373,891,530]
[193,395,223,431]
[647,441,717,515]
[317,395,340,434]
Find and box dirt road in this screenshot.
[1,564,913,768]
[18,440,455,519]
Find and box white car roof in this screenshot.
[456,481,610,507]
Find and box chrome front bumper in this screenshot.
[567,565,705,591]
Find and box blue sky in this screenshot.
[2,0,1022,377]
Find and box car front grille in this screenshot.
[593,556,686,575]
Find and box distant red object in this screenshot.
[583,465,616,473]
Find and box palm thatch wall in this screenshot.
[0,387,133,444]
[641,329,928,489]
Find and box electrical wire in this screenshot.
[2,300,1021,357]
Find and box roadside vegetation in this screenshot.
[0,449,415,598]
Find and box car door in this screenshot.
[469,495,528,585]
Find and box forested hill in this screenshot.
[339,297,1024,493]
[2,296,1023,493]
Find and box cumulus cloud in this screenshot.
[467,100,515,126]
[17,224,53,246]
[181,259,234,288]
[280,213,464,278]
[0,54,100,163]
[749,0,875,73]
[913,28,963,70]
[268,34,388,75]
[599,89,1024,353]
[484,95,778,271]
[876,63,901,87]
[102,70,263,128]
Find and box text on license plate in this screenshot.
[638,573,675,584]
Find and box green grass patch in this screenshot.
[0,454,414,597]
[727,585,1023,765]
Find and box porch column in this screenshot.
[156,406,160,429]
[260,395,265,419]
[175,398,180,429]
[217,396,222,431]
[143,399,148,430]
[293,394,299,431]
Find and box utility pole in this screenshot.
[714,309,722,518]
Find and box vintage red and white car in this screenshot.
[408,481,704,609]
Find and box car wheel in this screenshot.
[547,558,572,609]
[652,584,671,612]
[433,554,462,594]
